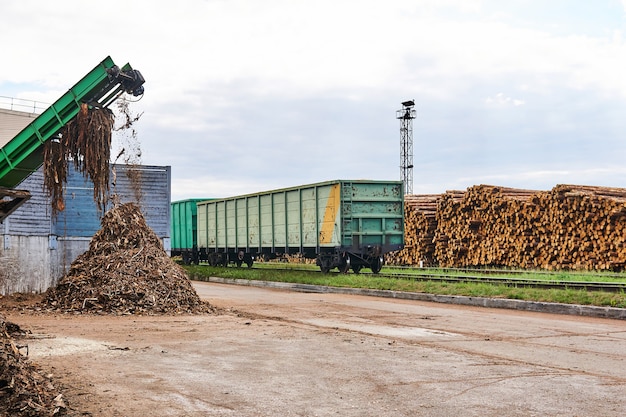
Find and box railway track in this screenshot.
[377,271,626,293]
[241,265,626,293]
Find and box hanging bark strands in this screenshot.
[43,103,114,214]
[42,139,67,213]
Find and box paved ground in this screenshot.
[5,281,626,416]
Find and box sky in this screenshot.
[2,0,626,201]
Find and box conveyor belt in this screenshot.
[0,56,144,222]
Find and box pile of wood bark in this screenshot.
[0,316,66,416]
[388,184,626,271]
[43,202,213,314]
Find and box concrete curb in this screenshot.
[203,277,626,320]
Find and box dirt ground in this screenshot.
[3,281,626,417]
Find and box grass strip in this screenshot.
[184,264,626,309]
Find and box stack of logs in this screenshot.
[387,184,626,271]
[390,194,441,267]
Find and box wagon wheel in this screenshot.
[320,264,331,273]
[351,264,362,274]
[235,251,244,267]
[246,259,254,268]
[338,253,351,274]
[370,256,384,274]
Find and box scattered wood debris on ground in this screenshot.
[0,316,66,416]
[42,202,214,315]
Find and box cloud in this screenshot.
[2,0,626,200]
[485,93,525,107]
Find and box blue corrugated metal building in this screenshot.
[0,163,171,294]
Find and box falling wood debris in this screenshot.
[42,202,213,314]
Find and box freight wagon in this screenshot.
[170,198,211,264]
[196,180,404,273]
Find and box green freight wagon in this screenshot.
[170,198,211,264]
[196,179,404,273]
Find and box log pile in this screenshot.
[434,185,540,268]
[386,194,442,266]
[0,316,67,416]
[388,184,626,271]
[43,202,214,314]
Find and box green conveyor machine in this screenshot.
[0,56,145,222]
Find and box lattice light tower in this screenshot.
[396,100,416,195]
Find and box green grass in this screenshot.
[183,264,626,309]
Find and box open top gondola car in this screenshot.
[170,198,212,265]
[196,179,404,273]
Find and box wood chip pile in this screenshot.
[43,202,213,314]
[0,316,66,416]
[388,184,626,271]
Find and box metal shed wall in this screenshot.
[50,165,171,238]
[0,108,38,148]
[0,164,171,294]
[3,169,51,236]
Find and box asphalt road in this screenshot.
[195,280,626,415]
[9,280,626,416]
[195,281,626,382]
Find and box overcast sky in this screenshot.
[2,0,626,201]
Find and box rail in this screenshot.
[378,271,626,292]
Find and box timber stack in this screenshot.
[390,184,626,271]
[434,185,541,268]
[387,194,444,266]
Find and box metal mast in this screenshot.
[396,100,416,195]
